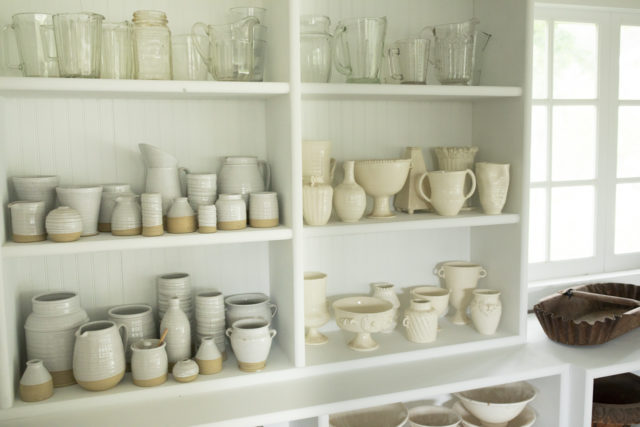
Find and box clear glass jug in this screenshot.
[300,15,332,83]
[0,13,58,77]
[424,19,478,85]
[333,17,387,84]
[101,21,133,79]
[468,30,491,85]
[53,13,104,78]
[387,38,431,85]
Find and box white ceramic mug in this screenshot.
[55,186,103,236]
[226,318,276,372]
[8,201,46,243]
[418,170,476,216]
[302,140,336,185]
[476,162,510,214]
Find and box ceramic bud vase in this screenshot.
[303,176,333,226]
[394,147,431,214]
[19,359,53,402]
[111,195,142,236]
[333,161,366,223]
[131,339,168,387]
[195,336,222,374]
[172,359,199,383]
[160,297,191,365]
[470,289,502,335]
[167,197,196,234]
[476,162,510,215]
[402,299,438,343]
[249,192,279,228]
[304,272,330,345]
[371,282,400,333]
[198,204,217,233]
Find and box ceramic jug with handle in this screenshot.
[218,156,271,206]
[139,144,189,215]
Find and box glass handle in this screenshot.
[191,22,211,66]
[40,24,58,64]
[387,47,403,81]
[0,25,21,70]
[332,24,351,77]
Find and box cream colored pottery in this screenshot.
[470,289,502,335]
[302,140,336,185]
[19,359,53,402]
[476,162,510,215]
[452,401,537,427]
[225,292,277,326]
[354,159,411,218]
[226,318,276,372]
[139,143,189,215]
[371,282,400,333]
[24,291,89,387]
[98,184,132,231]
[195,291,226,355]
[160,297,191,364]
[73,320,126,391]
[408,405,461,427]
[249,191,279,228]
[418,170,476,216]
[455,381,537,427]
[437,261,487,325]
[108,304,156,364]
[198,204,217,233]
[8,201,46,243]
[172,358,199,382]
[333,296,394,351]
[111,194,142,236]
[334,161,366,222]
[45,206,83,242]
[218,156,270,206]
[434,145,478,208]
[303,176,333,226]
[215,194,246,230]
[141,193,163,236]
[402,299,438,343]
[187,173,217,212]
[167,197,196,233]
[12,175,59,214]
[56,186,103,236]
[394,147,431,214]
[330,403,409,427]
[410,286,450,317]
[304,272,330,345]
[195,336,222,374]
[131,339,168,387]
[157,273,192,321]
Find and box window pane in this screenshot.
[615,183,640,254]
[550,186,595,261]
[619,26,640,100]
[552,106,597,181]
[531,106,548,182]
[528,188,547,263]
[617,106,640,178]
[533,20,549,99]
[553,22,598,99]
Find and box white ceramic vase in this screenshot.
[172,358,199,383]
[249,191,279,228]
[469,289,502,335]
[303,176,333,226]
[160,297,191,364]
[98,184,132,232]
[141,192,164,237]
[56,186,103,236]
[111,194,142,236]
[8,201,46,243]
[410,286,450,318]
[217,156,270,206]
[371,282,400,333]
[226,318,277,373]
[167,197,196,233]
[195,291,226,357]
[216,194,247,230]
[131,339,168,387]
[12,175,59,214]
[402,299,438,343]
[304,272,330,345]
[195,336,222,374]
[45,206,83,242]
[476,162,510,215]
[437,261,487,325]
[73,320,126,391]
[108,304,156,364]
[334,161,366,223]
[198,204,217,233]
[19,359,53,402]
[157,272,192,321]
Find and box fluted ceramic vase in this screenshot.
[334,161,366,223]
[371,282,400,333]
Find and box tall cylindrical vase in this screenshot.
[304,272,330,345]
[334,161,366,223]
[371,282,400,333]
[470,289,502,335]
[476,162,510,215]
[160,297,191,366]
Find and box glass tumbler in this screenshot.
[172,34,208,80]
[387,38,430,85]
[0,13,58,77]
[53,12,104,78]
[333,17,387,84]
[300,15,332,83]
[468,31,491,86]
[101,21,133,79]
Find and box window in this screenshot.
[529,6,640,281]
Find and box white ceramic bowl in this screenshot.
[408,405,461,427]
[455,381,537,427]
[332,296,394,351]
[330,403,408,427]
[411,286,450,317]
[452,401,536,427]
[12,175,59,213]
[354,159,411,218]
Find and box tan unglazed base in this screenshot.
[133,373,167,387]
[51,369,76,387]
[195,357,222,375]
[98,223,111,232]
[13,233,46,243]
[198,225,217,234]
[19,380,53,402]
[238,360,266,373]
[77,371,124,391]
[167,216,196,234]
[143,224,164,237]
[49,232,81,243]
[250,218,279,228]
[112,227,142,236]
[218,219,246,231]
[222,351,227,361]
[174,373,198,383]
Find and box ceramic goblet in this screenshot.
[333,296,394,351]
[354,159,411,218]
[304,272,330,345]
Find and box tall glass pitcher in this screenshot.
[0,13,58,77]
[300,15,332,83]
[52,13,104,78]
[333,17,386,84]
[425,19,478,85]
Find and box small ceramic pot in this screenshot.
[12,175,59,214]
[45,207,83,242]
[73,320,126,391]
[108,304,156,364]
[56,186,103,236]
[131,339,168,387]
[403,299,438,343]
[476,162,510,215]
[469,289,502,335]
[410,286,450,317]
[172,358,199,383]
[249,192,279,228]
[303,176,332,226]
[216,194,246,230]
[226,318,276,372]
[19,359,53,402]
[111,195,142,236]
[187,173,217,212]
[198,204,217,233]
[195,336,222,374]
[8,201,46,243]
[371,282,400,333]
[167,197,196,234]
[141,193,164,237]
[98,184,132,232]
[225,293,277,326]
[160,297,191,364]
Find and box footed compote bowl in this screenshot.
[333,296,394,351]
[455,381,537,427]
[354,159,411,218]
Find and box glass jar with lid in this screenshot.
[132,10,171,80]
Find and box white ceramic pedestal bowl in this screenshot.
[408,405,461,427]
[332,296,394,351]
[452,401,537,427]
[455,381,537,427]
[354,159,411,218]
[329,402,408,427]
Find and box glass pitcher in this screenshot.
[0,13,58,77]
[424,19,478,85]
[53,12,104,78]
[468,30,492,85]
[333,17,387,84]
[101,21,133,79]
[387,38,431,85]
[300,15,332,83]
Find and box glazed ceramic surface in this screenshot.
[12,175,59,214]
[437,261,487,325]
[108,304,156,363]
[334,161,366,223]
[225,292,277,326]
[476,162,510,215]
[411,286,450,317]
[354,159,411,218]
[394,147,431,214]
[216,194,247,230]
[187,173,217,212]
[140,192,163,236]
[408,405,461,427]
[45,206,83,242]
[198,204,217,232]
[172,358,199,382]
[19,359,53,402]
[98,184,132,231]
[157,273,192,321]
[8,201,46,242]
[455,381,537,427]
[131,339,168,387]
[226,318,276,372]
[329,403,409,427]
[333,296,394,351]
[218,156,270,206]
[73,320,126,391]
[302,140,336,185]
[433,146,479,208]
[303,176,333,226]
[469,289,502,335]
[55,186,103,236]
[249,192,279,228]
[403,299,438,343]
[371,282,400,333]
[195,291,226,355]
[418,170,476,216]
[304,272,330,345]
[111,194,141,235]
[160,297,191,364]
[139,144,189,215]
[167,197,196,233]
[195,336,222,374]
[451,401,537,427]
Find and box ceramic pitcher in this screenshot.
[139,144,190,215]
[418,170,476,216]
[218,156,270,206]
[73,320,126,391]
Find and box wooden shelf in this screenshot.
[2,226,292,258]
